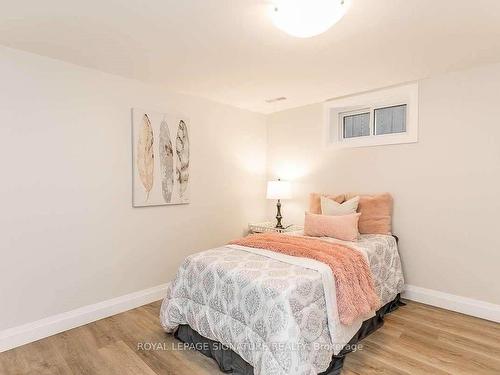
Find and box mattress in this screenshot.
[160,234,404,375]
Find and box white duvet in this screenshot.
[160,234,404,375]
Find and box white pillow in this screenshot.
[321,195,360,216]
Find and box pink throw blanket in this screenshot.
[230,233,380,325]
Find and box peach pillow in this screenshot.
[345,192,393,234]
[304,212,361,241]
[309,193,345,214]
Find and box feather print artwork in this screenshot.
[132,109,190,207]
[159,119,174,203]
[136,114,154,201]
[175,120,190,199]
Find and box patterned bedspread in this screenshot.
[160,234,404,375]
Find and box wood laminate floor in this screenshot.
[1,300,499,375]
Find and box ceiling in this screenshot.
[2,0,500,113]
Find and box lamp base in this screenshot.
[275,199,283,229]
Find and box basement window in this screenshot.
[325,84,418,148]
[342,111,370,138]
[374,105,407,135]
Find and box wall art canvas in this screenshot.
[132,108,190,207]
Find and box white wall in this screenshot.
[267,63,500,305]
[0,46,268,331]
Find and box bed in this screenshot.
[160,232,404,375]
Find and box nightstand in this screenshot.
[248,221,303,234]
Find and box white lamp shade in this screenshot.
[266,180,292,200]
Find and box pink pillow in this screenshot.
[304,212,361,241]
[345,192,393,234]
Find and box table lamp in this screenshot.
[266,179,292,229]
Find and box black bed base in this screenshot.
[174,294,404,375]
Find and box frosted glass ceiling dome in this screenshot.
[269,0,351,38]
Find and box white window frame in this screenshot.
[324,83,418,148]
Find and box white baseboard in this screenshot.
[403,284,500,323]
[0,283,169,353]
[2,283,497,354]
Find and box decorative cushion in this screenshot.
[345,192,393,234]
[304,212,361,241]
[309,193,345,214]
[321,195,360,216]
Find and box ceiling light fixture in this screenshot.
[269,0,351,38]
